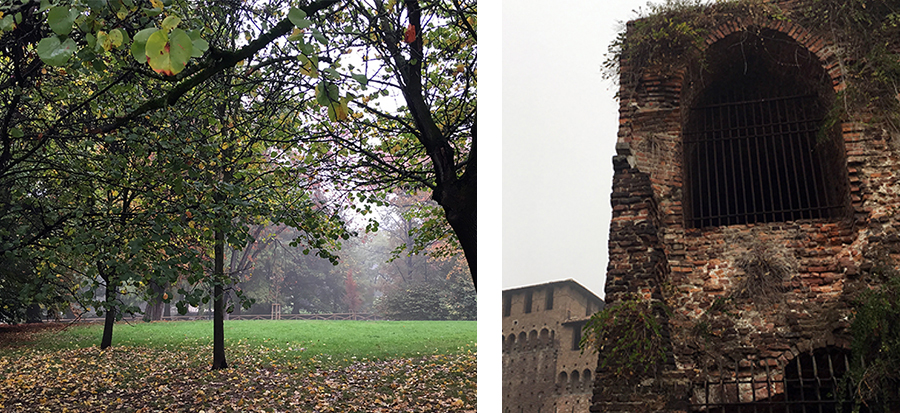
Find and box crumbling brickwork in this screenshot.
[592,1,900,411]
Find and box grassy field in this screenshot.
[0,320,477,412]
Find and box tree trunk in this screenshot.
[143,280,167,321]
[393,1,477,288]
[435,172,476,288]
[100,265,117,349]
[212,227,228,370]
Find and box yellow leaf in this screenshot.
[150,0,164,9]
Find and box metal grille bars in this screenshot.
[683,93,844,228]
[690,348,854,413]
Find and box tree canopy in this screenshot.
[0,0,475,368]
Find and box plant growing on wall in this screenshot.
[605,0,900,139]
[580,294,670,380]
[733,241,794,304]
[843,263,900,410]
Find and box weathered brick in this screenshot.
[589,3,896,412]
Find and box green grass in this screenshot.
[11,320,476,361]
[0,320,477,411]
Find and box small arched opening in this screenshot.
[558,371,568,389]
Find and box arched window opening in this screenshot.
[558,371,568,387]
[689,347,857,412]
[683,30,848,228]
[570,369,580,384]
[783,347,851,412]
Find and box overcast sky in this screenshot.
[502,0,665,298]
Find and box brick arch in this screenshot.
[773,339,853,369]
[699,19,843,92]
[679,24,851,228]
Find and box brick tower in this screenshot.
[591,1,900,411]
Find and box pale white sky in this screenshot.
[483,2,693,408]
[502,0,661,298]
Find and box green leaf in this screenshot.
[48,6,78,36]
[9,127,23,138]
[191,37,208,57]
[326,97,350,122]
[109,28,125,48]
[288,7,311,29]
[298,53,318,78]
[316,82,329,106]
[131,27,156,62]
[145,28,192,75]
[145,29,169,69]
[87,0,108,12]
[161,14,181,31]
[37,36,77,66]
[168,28,193,69]
[310,27,327,45]
[143,7,162,17]
[0,15,14,32]
[351,73,368,87]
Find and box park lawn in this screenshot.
[0,320,476,412]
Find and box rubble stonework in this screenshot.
[591,2,900,412]
[503,280,604,413]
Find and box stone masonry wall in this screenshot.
[503,335,558,413]
[504,281,602,413]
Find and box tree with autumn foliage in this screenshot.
[1,0,476,374]
[300,0,478,287]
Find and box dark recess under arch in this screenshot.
[683,30,849,228]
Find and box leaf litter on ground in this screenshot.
[0,324,476,412]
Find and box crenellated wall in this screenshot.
[503,280,603,413]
